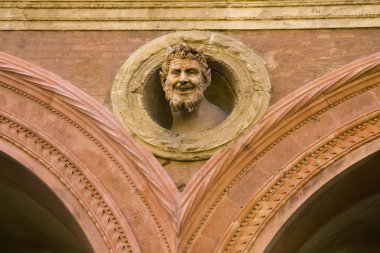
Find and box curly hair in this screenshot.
[160,43,210,85]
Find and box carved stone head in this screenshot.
[160,43,211,112]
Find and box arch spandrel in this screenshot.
[0,52,179,253]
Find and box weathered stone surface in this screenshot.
[0,1,379,30]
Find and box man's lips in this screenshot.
[174,83,194,93]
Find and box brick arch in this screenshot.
[254,139,380,253]
[181,53,380,253]
[0,132,107,252]
[222,114,380,253]
[0,53,179,253]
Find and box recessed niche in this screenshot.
[143,57,236,130]
[112,31,271,160]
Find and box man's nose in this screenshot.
[179,71,188,83]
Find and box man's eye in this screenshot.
[170,70,180,75]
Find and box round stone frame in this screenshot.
[111,31,271,161]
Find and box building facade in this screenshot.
[0,1,379,252]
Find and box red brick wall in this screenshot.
[1,29,379,108]
[226,29,380,103]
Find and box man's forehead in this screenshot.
[169,58,202,69]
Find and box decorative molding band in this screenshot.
[0,112,135,253]
[0,1,379,30]
[224,113,380,253]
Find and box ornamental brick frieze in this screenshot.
[0,50,379,253]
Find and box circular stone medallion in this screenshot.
[111,31,271,161]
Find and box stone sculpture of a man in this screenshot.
[160,43,227,133]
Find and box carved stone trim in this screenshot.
[112,31,271,160]
[0,113,135,253]
[223,113,380,253]
[0,1,379,30]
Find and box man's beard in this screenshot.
[164,85,205,112]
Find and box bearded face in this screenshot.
[162,58,210,112]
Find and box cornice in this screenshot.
[2,1,380,8]
[0,0,379,30]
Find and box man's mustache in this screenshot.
[174,82,194,89]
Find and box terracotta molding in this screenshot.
[222,112,380,253]
[180,53,380,251]
[0,1,378,30]
[250,137,380,253]
[0,53,179,252]
[0,111,138,252]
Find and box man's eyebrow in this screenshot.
[169,68,181,73]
